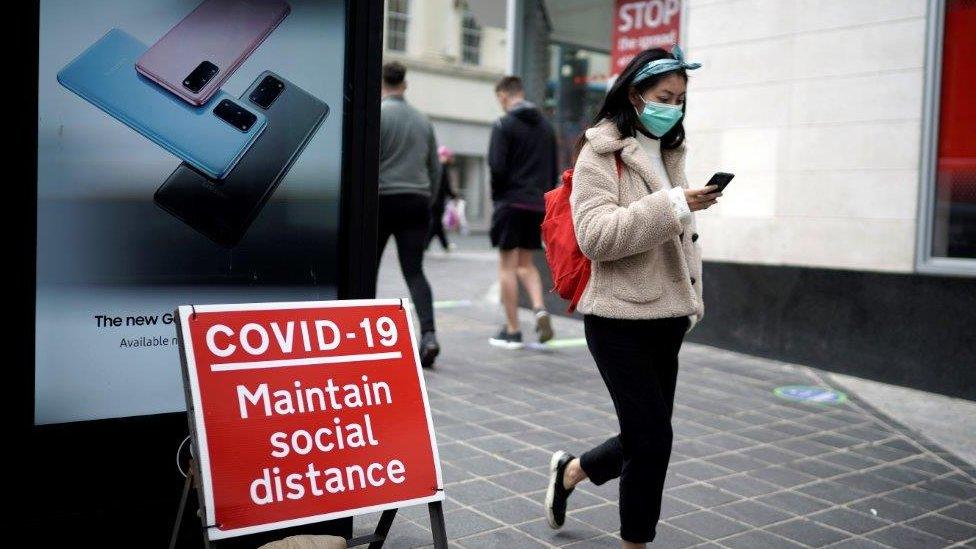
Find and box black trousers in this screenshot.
[426,199,449,250]
[579,314,689,544]
[377,193,435,333]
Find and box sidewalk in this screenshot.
[366,235,976,548]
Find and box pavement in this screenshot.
[360,234,976,548]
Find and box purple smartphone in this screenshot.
[136,0,290,106]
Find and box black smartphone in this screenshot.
[707,172,735,192]
[154,71,330,247]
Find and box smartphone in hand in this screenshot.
[707,172,735,192]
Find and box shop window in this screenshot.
[386,0,409,52]
[922,0,976,272]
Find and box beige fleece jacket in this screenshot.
[570,120,704,321]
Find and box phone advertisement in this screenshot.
[36,0,346,424]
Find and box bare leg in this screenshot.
[515,248,545,310]
[498,249,520,333]
[563,458,588,489]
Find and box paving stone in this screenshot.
[713,499,793,527]
[515,517,604,547]
[439,442,490,462]
[883,486,958,513]
[800,480,872,505]
[454,454,520,476]
[838,425,892,443]
[809,507,889,535]
[464,434,531,455]
[766,518,847,547]
[515,429,575,448]
[766,421,820,437]
[742,445,803,465]
[663,471,697,490]
[737,427,788,444]
[870,464,933,486]
[651,523,706,548]
[484,468,546,493]
[456,527,549,548]
[566,502,621,533]
[698,432,756,451]
[668,483,739,507]
[899,456,954,474]
[443,508,505,539]
[563,535,621,548]
[704,452,769,473]
[916,475,976,501]
[720,528,805,548]
[906,513,976,543]
[446,479,516,506]
[851,443,914,463]
[659,495,699,520]
[756,491,832,515]
[746,465,818,488]
[821,539,891,549]
[790,458,849,479]
[672,439,726,459]
[940,501,976,523]
[819,450,879,470]
[477,496,542,525]
[669,460,735,481]
[665,510,750,539]
[708,474,781,498]
[834,471,904,494]
[867,524,950,549]
[442,461,477,485]
[479,418,537,435]
[382,517,438,548]
[810,432,862,449]
[849,495,930,522]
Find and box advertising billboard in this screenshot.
[36,0,347,424]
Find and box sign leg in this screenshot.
[428,501,448,549]
[168,472,193,549]
[365,508,398,549]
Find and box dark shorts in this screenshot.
[490,205,544,250]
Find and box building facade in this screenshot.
[512,0,976,399]
[383,0,509,230]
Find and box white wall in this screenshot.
[683,0,928,272]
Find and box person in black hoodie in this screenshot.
[488,76,558,349]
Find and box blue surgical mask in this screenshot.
[635,97,683,137]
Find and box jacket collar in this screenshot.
[584,120,686,192]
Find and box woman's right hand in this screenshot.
[685,185,722,211]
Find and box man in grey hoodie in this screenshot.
[378,61,441,367]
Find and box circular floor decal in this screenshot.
[774,385,847,405]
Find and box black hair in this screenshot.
[382,61,406,87]
[573,48,688,161]
[495,75,524,94]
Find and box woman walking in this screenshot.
[544,46,720,547]
[427,145,460,251]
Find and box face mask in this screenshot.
[635,97,683,137]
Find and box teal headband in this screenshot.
[632,45,702,84]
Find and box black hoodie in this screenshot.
[488,101,558,209]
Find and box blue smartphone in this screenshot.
[57,28,267,180]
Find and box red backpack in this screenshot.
[542,153,622,312]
